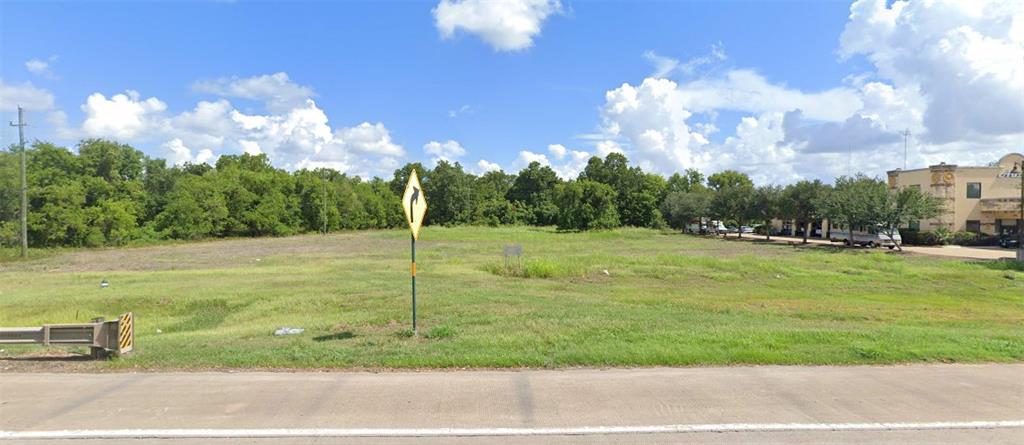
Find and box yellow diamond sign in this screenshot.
[402,169,427,240]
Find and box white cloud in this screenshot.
[80,90,168,140]
[193,72,316,113]
[547,143,566,160]
[713,112,799,185]
[423,139,466,166]
[782,110,901,154]
[476,159,501,173]
[515,149,549,168]
[60,73,404,177]
[594,0,1024,184]
[600,78,711,174]
[335,122,404,156]
[595,140,624,157]
[162,138,215,166]
[424,139,467,158]
[643,43,726,78]
[676,70,862,122]
[433,0,561,51]
[0,79,55,111]
[25,56,58,79]
[642,51,681,79]
[515,145,592,179]
[840,0,1024,144]
[448,104,472,118]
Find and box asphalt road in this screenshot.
[2,364,1022,444]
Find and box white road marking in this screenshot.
[2,421,1023,440]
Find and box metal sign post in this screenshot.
[401,169,427,335]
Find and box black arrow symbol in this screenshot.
[409,186,420,223]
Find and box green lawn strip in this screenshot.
[1,226,1021,369]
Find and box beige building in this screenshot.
[887,153,1023,236]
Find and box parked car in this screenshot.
[829,225,901,249]
[739,226,755,234]
[999,235,1021,249]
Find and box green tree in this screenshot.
[355,178,403,229]
[579,153,664,228]
[215,153,300,236]
[707,170,754,191]
[507,161,560,225]
[822,174,888,246]
[780,180,830,244]
[390,162,428,198]
[425,160,477,226]
[294,169,342,233]
[0,148,19,246]
[712,186,754,238]
[666,168,706,195]
[751,185,783,240]
[154,173,229,239]
[90,199,138,246]
[660,190,712,232]
[474,170,519,225]
[708,171,755,238]
[878,186,943,251]
[553,180,620,231]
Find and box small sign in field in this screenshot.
[401,170,428,335]
[402,170,427,241]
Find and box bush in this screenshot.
[932,227,953,245]
[949,231,980,246]
[900,229,941,246]
[901,229,996,246]
[485,258,586,279]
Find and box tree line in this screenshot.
[0,139,940,249]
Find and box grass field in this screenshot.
[1,226,1023,370]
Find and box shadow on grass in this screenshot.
[0,353,93,362]
[313,331,355,342]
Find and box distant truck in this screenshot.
[829,225,901,249]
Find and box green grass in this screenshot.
[1,226,1022,369]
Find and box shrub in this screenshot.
[901,229,942,246]
[485,258,586,279]
[949,231,978,246]
[932,227,953,245]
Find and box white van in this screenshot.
[686,219,728,234]
[829,225,901,249]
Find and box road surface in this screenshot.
[1,364,1022,444]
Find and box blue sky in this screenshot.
[1,1,1021,184]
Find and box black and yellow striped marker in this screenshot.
[117,312,134,354]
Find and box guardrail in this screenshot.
[0,312,134,358]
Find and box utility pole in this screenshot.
[900,129,911,170]
[322,169,328,235]
[9,106,28,258]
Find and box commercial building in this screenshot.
[768,153,1023,240]
[887,153,1023,237]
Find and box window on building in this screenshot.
[966,220,981,233]
[966,182,981,199]
[909,184,920,191]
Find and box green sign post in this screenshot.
[401,169,427,335]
